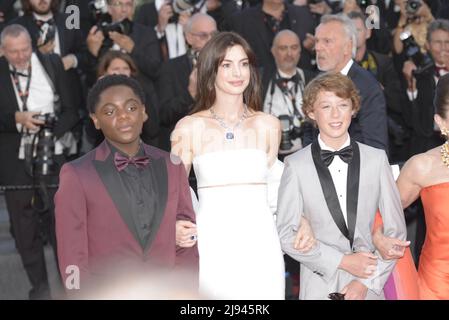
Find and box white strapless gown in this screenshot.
[192,149,285,300]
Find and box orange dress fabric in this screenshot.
[418,182,449,299]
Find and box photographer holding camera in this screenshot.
[402,19,449,156]
[86,0,161,82]
[0,25,78,299]
[392,0,438,56]
[135,0,223,61]
[262,30,315,157]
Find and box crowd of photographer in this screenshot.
[1,0,449,299]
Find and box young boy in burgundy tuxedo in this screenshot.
[54,75,198,297]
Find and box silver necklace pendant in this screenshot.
[210,105,248,141]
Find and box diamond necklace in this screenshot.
[441,141,449,169]
[210,105,248,140]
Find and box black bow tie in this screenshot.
[435,65,449,78]
[320,145,353,167]
[34,18,55,28]
[276,73,300,88]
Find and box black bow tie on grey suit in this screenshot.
[320,145,353,167]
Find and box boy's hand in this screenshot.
[340,280,368,300]
[339,252,378,278]
[293,216,316,252]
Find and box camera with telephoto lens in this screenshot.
[278,114,304,152]
[406,0,422,16]
[31,113,57,176]
[167,0,202,23]
[400,29,434,76]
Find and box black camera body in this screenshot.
[31,113,57,176]
[400,30,434,76]
[99,18,134,38]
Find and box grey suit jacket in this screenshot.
[276,142,406,300]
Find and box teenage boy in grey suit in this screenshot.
[276,72,407,300]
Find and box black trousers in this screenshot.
[4,158,62,299]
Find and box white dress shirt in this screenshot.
[263,68,305,153]
[11,53,65,158]
[318,134,351,226]
[340,59,354,76]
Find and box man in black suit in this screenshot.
[157,13,217,151]
[12,0,87,143]
[402,19,449,156]
[0,25,79,299]
[86,0,161,83]
[229,0,316,71]
[313,14,388,151]
[349,10,408,162]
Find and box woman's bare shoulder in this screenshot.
[247,111,280,129]
[175,112,210,130]
[403,147,440,177]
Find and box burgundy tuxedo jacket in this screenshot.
[54,140,198,295]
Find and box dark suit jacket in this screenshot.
[134,2,159,27]
[0,0,17,31]
[157,54,194,151]
[348,62,389,151]
[0,53,79,185]
[54,140,199,293]
[230,3,316,71]
[12,13,88,70]
[407,69,444,155]
[367,51,408,125]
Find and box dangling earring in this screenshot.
[441,128,449,138]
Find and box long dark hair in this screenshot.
[21,0,60,15]
[434,73,449,118]
[191,31,262,114]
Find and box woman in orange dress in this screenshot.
[374,74,449,299]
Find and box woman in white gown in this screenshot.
[171,32,286,299]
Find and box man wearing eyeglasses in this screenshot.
[156,13,217,151]
[86,0,161,83]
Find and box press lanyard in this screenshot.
[269,72,304,122]
[10,65,32,112]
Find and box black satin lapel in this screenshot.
[144,157,168,252]
[346,141,360,248]
[311,141,350,241]
[55,15,66,54]
[93,157,142,246]
[0,60,19,111]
